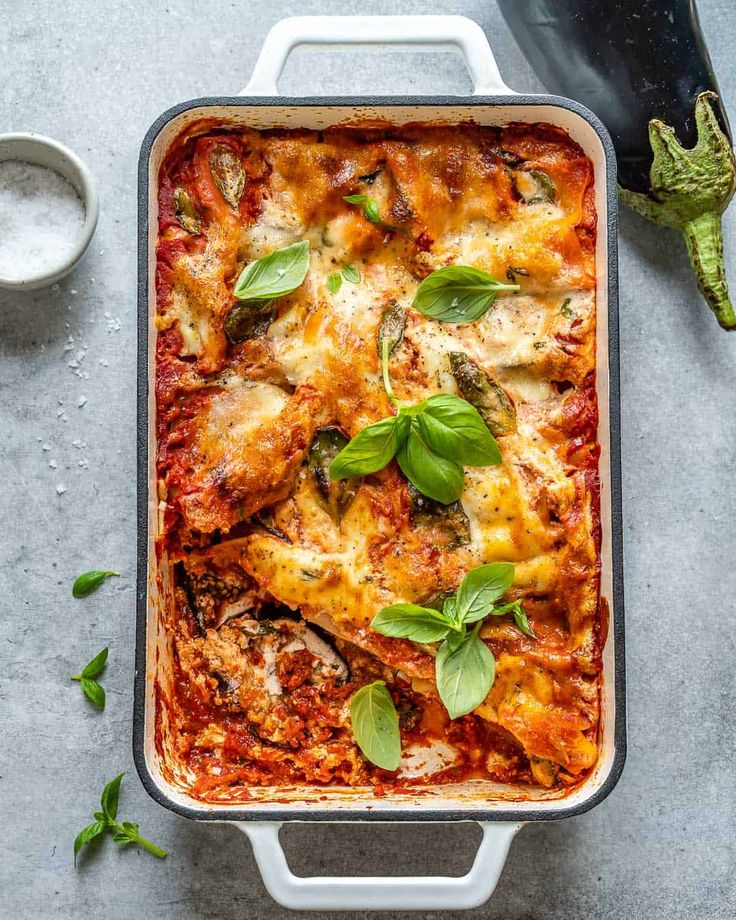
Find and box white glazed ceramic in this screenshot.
[136,16,625,912]
[0,132,99,290]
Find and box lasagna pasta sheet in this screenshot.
[155,122,602,800]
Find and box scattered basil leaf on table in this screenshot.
[78,677,105,710]
[371,562,533,720]
[350,680,401,771]
[74,773,167,865]
[412,265,519,323]
[344,193,382,225]
[73,821,107,864]
[435,624,496,719]
[72,570,119,599]
[326,272,342,294]
[233,240,310,302]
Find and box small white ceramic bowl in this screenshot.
[0,132,99,290]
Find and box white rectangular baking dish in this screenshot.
[135,16,626,911]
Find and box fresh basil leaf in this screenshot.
[412,265,518,323]
[329,416,403,480]
[416,394,501,466]
[344,194,382,225]
[80,647,108,679]
[492,599,536,639]
[371,604,453,644]
[513,604,536,638]
[446,627,467,653]
[80,678,105,711]
[456,562,515,624]
[364,199,381,224]
[327,272,342,294]
[377,301,406,358]
[350,680,401,771]
[72,570,119,599]
[74,820,107,865]
[112,831,134,845]
[396,423,464,505]
[443,595,459,624]
[100,773,125,822]
[341,263,361,284]
[233,240,310,302]
[435,629,495,719]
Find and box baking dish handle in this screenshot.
[241,15,514,97]
[238,820,521,911]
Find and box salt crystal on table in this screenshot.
[77,395,87,408]
[55,484,66,495]
[0,161,85,280]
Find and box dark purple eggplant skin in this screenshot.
[497,0,731,193]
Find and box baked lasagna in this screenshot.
[154,121,603,800]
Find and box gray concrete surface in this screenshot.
[1,0,734,917]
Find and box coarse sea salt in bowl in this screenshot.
[0,133,99,290]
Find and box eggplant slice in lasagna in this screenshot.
[155,122,603,799]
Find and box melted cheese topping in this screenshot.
[156,123,602,794]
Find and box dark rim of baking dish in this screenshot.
[135,94,626,824]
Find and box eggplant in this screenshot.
[497,0,736,330]
[308,427,360,524]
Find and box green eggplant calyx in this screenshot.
[619,92,736,330]
[682,211,736,330]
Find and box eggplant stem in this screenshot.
[682,212,736,331]
[620,93,736,331]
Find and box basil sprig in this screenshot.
[74,773,167,865]
[72,570,119,598]
[233,240,310,302]
[412,265,519,323]
[372,562,534,719]
[350,680,401,770]
[330,337,500,504]
[71,647,108,710]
